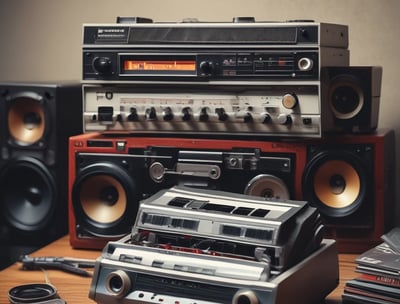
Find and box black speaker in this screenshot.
[302,129,395,252]
[321,66,382,134]
[0,83,82,262]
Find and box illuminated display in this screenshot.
[124,60,196,72]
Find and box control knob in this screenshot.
[145,107,157,120]
[243,112,253,123]
[235,111,253,123]
[297,57,314,71]
[262,113,271,124]
[199,61,214,75]
[163,107,174,121]
[282,93,298,109]
[182,107,192,121]
[216,108,228,121]
[92,57,112,75]
[127,107,138,121]
[199,107,209,122]
[277,114,293,125]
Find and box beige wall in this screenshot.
[0,0,399,221]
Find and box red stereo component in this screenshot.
[69,129,395,253]
[68,133,307,249]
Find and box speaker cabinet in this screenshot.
[302,129,395,252]
[321,66,382,134]
[0,83,82,254]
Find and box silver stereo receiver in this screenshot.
[83,66,382,137]
[82,82,322,137]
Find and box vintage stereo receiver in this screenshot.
[130,186,324,273]
[83,66,382,137]
[82,18,349,83]
[88,187,337,304]
[82,83,322,137]
[68,132,307,249]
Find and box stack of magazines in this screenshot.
[342,228,400,303]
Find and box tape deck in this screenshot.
[88,186,338,304]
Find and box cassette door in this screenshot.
[302,129,395,252]
[69,134,307,249]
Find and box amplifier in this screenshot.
[82,83,321,137]
[83,66,381,137]
[82,18,349,82]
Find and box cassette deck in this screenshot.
[88,186,337,304]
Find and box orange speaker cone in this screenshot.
[8,97,45,145]
[80,175,127,224]
[313,160,360,209]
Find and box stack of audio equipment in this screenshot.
[68,16,395,255]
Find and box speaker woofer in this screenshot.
[313,160,360,209]
[302,151,369,218]
[72,162,140,237]
[0,157,56,232]
[7,96,46,146]
[80,175,127,224]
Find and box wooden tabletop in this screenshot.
[0,235,358,303]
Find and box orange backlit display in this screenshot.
[124,60,196,71]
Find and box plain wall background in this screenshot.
[0,0,399,223]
